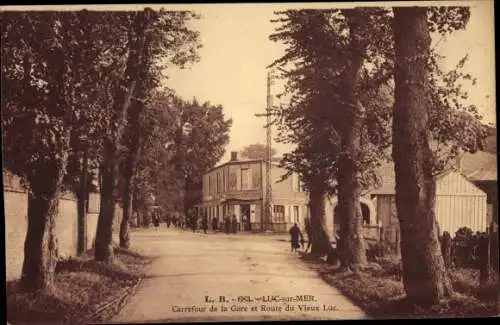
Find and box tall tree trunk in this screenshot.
[120,110,145,248]
[77,146,88,254]
[95,12,147,262]
[393,7,453,305]
[120,173,133,248]
[337,8,367,271]
[21,154,68,292]
[308,181,332,256]
[120,31,152,248]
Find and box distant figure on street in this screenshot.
[241,214,247,231]
[224,215,231,234]
[202,213,208,234]
[289,223,302,252]
[191,213,197,233]
[304,217,313,253]
[212,216,218,232]
[166,214,171,228]
[231,215,238,234]
[153,212,160,229]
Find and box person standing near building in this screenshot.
[166,213,171,228]
[202,212,208,234]
[212,216,218,232]
[153,211,160,229]
[190,211,197,233]
[224,215,231,234]
[231,215,238,234]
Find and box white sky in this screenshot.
[4,2,494,164]
[163,1,496,164]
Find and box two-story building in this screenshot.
[199,152,311,233]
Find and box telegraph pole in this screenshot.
[264,71,273,232]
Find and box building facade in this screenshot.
[199,152,310,233]
[371,163,488,250]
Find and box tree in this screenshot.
[1,10,127,291]
[2,11,123,291]
[118,10,201,248]
[169,98,232,215]
[391,6,472,305]
[240,143,277,160]
[269,9,393,267]
[94,10,154,262]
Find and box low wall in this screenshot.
[5,187,123,281]
[86,212,99,250]
[4,189,28,282]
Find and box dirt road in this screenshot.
[111,228,367,323]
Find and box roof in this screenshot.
[203,158,264,174]
[203,157,283,175]
[459,151,497,182]
[370,161,488,196]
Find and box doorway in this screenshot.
[240,204,251,231]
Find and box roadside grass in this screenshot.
[302,254,500,318]
[7,245,154,325]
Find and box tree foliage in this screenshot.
[240,143,277,160]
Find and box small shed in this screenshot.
[371,163,488,244]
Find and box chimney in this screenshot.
[230,151,238,161]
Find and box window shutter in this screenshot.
[247,168,253,189]
[292,173,298,191]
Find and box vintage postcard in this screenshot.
[2,1,498,324]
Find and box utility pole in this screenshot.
[264,71,273,232]
[77,135,88,254]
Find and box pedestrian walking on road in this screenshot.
[191,213,197,233]
[224,215,231,234]
[231,215,237,234]
[289,223,302,252]
[153,212,160,229]
[212,216,218,232]
[202,213,208,234]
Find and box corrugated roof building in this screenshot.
[370,161,488,248]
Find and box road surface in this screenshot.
[111,227,367,323]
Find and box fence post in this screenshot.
[441,231,452,269]
[479,233,490,284]
[395,227,401,256]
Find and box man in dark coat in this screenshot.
[224,215,231,234]
[212,216,218,232]
[289,223,303,252]
[153,212,160,229]
[166,214,171,228]
[231,215,238,234]
[202,213,208,234]
[191,213,197,233]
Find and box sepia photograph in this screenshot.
[2,1,498,324]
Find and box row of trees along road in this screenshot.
[269,7,491,305]
[2,9,232,293]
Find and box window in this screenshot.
[222,168,226,191]
[361,203,370,224]
[273,205,285,223]
[217,172,221,193]
[208,175,212,195]
[241,168,252,190]
[293,206,300,224]
[292,173,303,192]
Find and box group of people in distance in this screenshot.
[289,216,313,253]
[151,209,314,253]
[150,209,249,235]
